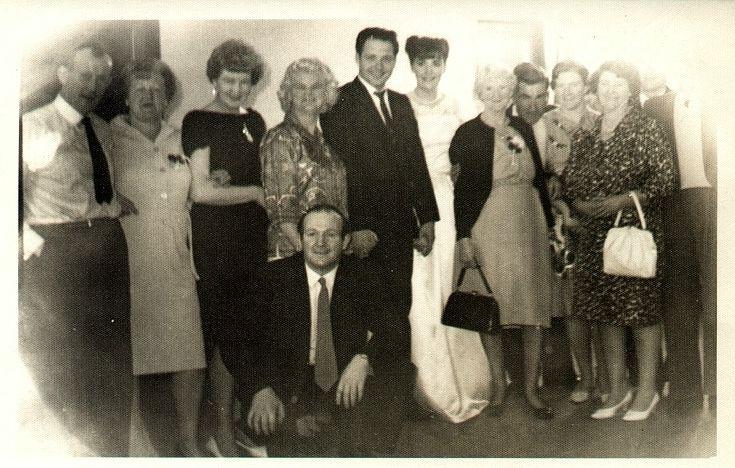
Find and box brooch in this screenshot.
[167,153,188,165]
[505,135,525,154]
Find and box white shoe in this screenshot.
[591,390,633,419]
[234,427,268,457]
[205,437,224,457]
[622,393,660,421]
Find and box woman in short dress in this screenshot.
[260,57,347,260]
[111,59,206,456]
[563,61,674,421]
[181,39,269,456]
[451,65,555,419]
[405,36,489,423]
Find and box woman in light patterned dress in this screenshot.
[261,58,347,260]
[405,36,489,423]
[543,60,609,404]
[112,59,206,456]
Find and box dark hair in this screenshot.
[297,203,350,238]
[123,59,177,102]
[591,60,641,105]
[513,62,549,91]
[405,36,449,63]
[355,27,399,56]
[206,39,263,84]
[550,60,589,89]
[62,40,111,68]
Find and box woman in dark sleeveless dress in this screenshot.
[181,39,269,456]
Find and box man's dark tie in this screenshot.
[81,116,113,204]
[374,90,393,131]
[315,277,338,392]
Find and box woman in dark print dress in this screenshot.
[181,39,269,456]
[563,61,674,421]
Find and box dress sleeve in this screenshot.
[260,130,301,227]
[181,112,207,157]
[636,117,675,202]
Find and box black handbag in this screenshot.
[441,267,501,334]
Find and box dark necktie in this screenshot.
[374,90,393,131]
[315,277,338,392]
[81,116,113,204]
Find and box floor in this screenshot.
[132,375,716,458]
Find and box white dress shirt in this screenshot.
[305,263,339,365]
[358,75,392,124]
[674,94,711,189]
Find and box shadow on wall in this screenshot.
[21,20,160,121]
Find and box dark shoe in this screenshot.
[532,405,555,420]
[486,403,504,417]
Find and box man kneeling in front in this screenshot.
[241,204,410,456]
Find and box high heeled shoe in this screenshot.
[622,392,660,421]
[590,389,632,419]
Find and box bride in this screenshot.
[405,35,490,422]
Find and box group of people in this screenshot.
[20,25,716,457]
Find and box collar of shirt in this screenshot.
[111,115,178,144]
[53,95,83,126]
[358,75,392,121]
[305,263,338,297]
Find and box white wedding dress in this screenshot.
[408,92,490,423]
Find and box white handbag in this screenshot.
[602,191,657,278]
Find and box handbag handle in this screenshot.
[613,191,647,230]
[456,267,494,296]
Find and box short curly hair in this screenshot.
[405,36,449,64]
[122,58,177,102]
[550,60,589,90]
[590,60,641,105]
[206,39,264,85]
[277,58,339,114]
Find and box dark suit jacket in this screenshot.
[320,77,439,241]
[450,114,554,239]
[240,253,402,405]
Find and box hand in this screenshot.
[572,195,628,218]
[546,175,562,200]
[22,223,44,261]
[349,229,378,258]
[209,169,232,186]
[413,222,435,257]
[335,354,370,409]
[118,194,138,217]
[247,387,285,437]
[458,237,477,268]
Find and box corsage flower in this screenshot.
[505,135,525,153]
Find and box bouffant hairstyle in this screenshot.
[590,60,641,105]
[473,64,517,100]
[550,60,589,89]
[513,62,549,90]
[355,27,399,56]
[206,39,264,85]
[277,58,339,114]
[405,36,449,64]
[122,58,177,102]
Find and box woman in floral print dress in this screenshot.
[563,61,674,421]
[261,58,347,260]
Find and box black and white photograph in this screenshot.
[9,0,734,463]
